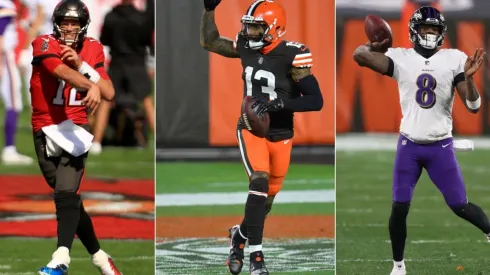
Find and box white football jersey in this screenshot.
[385,48,467,143]
[0,0,15,10]
[22,0,59,35]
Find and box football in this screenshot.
[240,96,270,138]
[364,14,393,53]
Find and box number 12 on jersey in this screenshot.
[245,66,278,100]
[52,80,84,106]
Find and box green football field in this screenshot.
[0,106,155,275]
[337,149,490,275]
[155,162,335,275]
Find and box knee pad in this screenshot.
[391,202,411,219]
[249,173,269,194]
[54,192,81,210]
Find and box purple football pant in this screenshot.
[392,135,467,207]
[0,16,12,36]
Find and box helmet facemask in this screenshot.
[240,15,272,50]
[412,23,444,50]
[54,17,89,48]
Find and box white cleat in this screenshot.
[92,250,123,275]
[89,142,102,155]
[390,260,407,275]
[1,147,33,165]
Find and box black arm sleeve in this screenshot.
[282,74,323,112]
[384,57,394,77]
[453,72,465,86]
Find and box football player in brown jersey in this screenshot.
[201,0,324,274]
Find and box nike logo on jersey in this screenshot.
[442,143,452,148]
[284,139,290,144]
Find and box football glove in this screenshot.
[203,0,222,11]
[257,99,285,115]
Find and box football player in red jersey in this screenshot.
[31,1,121,275]
[200,0,324,274]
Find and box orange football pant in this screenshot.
[236,129,293,196]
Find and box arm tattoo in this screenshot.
[290,67,311,82]
[200,11,239,58]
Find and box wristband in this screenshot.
[466,97,481,110]
[78,61,100,83]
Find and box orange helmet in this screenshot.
[240,0,286,49]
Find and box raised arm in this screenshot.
[199,4,239,58]
[353,44,392,76]
[456,48,485,114]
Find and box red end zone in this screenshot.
[0,175,154,240]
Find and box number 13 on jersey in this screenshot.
[245,66,278,100]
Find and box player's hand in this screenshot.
[82,84,101,115]
[257,99,284,115]
[60,45,82,69]
[464,48,486,78]
[366,39,389,53]
[203,0,221,11]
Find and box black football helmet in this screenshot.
[52,0,91,47]
[409,6,447,49]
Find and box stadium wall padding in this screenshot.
[157,0,335,148]
[156,0,210,148]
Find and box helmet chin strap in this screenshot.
[414,42,437,58]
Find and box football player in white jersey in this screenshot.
[353,6,490,275]
[0,0,32,165]
[18,0,58,92]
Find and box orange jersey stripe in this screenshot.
[293,63,313,68]
[293,53,312,60]
[293,53,313,67]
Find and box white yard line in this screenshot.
[206,178,333,188]
[156,190,335,206]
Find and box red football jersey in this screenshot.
[30,34,110,132]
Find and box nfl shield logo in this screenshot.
[425,60,430,65]
[258,57,263,64]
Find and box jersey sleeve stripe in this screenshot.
[294,53,312,59]
[31,54,59,66]
[94,62,104,69]
[293,64,313,68]
[293,58,313,65]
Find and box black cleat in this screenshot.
[249,251,269,275]
[226,225,246,274]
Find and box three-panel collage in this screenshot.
[0,0,489,274]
